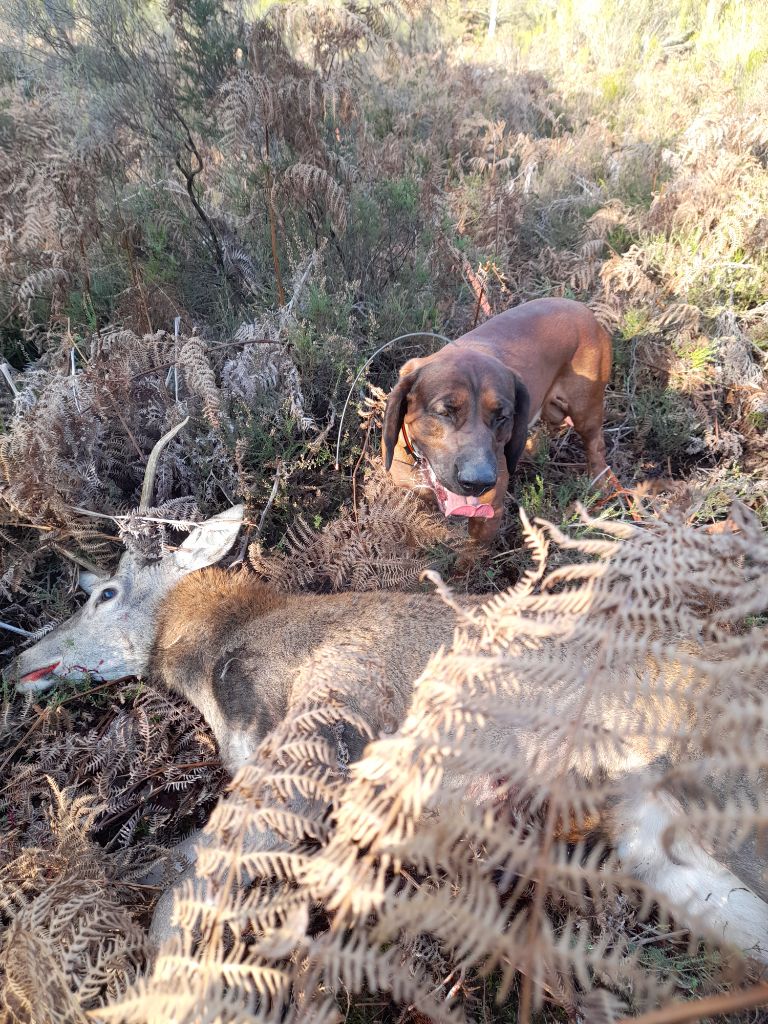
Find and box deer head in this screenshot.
[7,423,244,694]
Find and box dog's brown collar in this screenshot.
[400,421,419,464]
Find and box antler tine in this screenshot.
[139,416,190,512]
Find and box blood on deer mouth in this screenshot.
[17,662,61,690]
[20,662,60,682]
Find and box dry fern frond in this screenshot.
[582,200,633,242]
[714,310,766,391]
[176,335,225,432]
[222,336,316,433]
[0,781,151,1023]
[118,496,202,561]
[276,163,349,235]
[600,246,660,301]
[249,465,465,592]
[0,673,227,1019]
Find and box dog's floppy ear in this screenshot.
[382,371,417,470]
[504,376,531,477]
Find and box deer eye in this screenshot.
[98,587,118,603]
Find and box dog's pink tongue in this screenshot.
[443,491,494,519]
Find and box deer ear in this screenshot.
[174,505,245,572]
[78,570,106,595]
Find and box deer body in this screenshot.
[7,501,485,947]
[7,496,768,960]
[152,569,464,773]
[10,508,467,776]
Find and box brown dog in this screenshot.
[382,298,612,542]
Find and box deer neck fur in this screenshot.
[151,569,293,772]
[149,569,464,775]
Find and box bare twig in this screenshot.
[173,111,230,283]
[616,982,768,1024]
[257,460,287,538]
[52,544,109,577]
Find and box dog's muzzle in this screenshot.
[421,461,495,519]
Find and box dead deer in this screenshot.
[10,525,464,776]
[5,425,768,961]
[6,423,483,942]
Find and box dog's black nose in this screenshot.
[455,469,497,496]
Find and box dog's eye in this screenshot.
[493,410,509,425]
[433,406,455,419]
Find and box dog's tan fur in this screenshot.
[383,298,612,541]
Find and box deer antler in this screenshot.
[139,417,189,512]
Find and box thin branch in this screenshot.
[257,460,287,537]
[171,109,245,300]
[617,982,768,1024]
[52,544,108,577]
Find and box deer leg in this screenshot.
[612,789,768,962]
[148,778,323,952]
[147,811,308,951]
[147,829,209,949]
